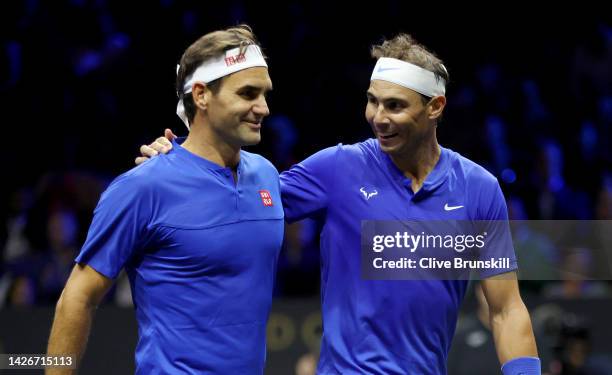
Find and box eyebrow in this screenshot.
[367,91,407,103]
[238,84,273,93]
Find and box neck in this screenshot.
[182,120,240,168]
[390,132,440,185]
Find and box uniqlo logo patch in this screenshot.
[259,190,273,206]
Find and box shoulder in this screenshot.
[340,138,378,159]
[101,156,173,200]
[444,148,508,219]
[310,138,377,164]
[240,150,279,177]
[445,147,499,188]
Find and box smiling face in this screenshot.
[204,66,273,148]
[365,79,434,157]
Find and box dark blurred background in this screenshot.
[0,1,611,374]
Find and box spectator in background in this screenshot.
[549,315,612,375]
[542,248,611,299]
[38,209,79,303]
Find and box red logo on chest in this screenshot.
[259,190,273,207]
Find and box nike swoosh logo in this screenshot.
[377,66,400,73]
[444,204,464,211]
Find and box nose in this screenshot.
[252,95,270,118]
[372,104,389,126]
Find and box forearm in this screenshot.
[46,293,96,374]
[490,301,538,364]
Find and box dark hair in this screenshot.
[371,33,448,104]
[176,24,262,125]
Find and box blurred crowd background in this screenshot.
[0,1,611,373]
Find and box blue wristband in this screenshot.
[501,356,541,375]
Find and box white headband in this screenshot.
[176,44,268,129]
[370,57,446,97]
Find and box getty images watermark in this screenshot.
[371,230,512,271]
[361,220,612,281]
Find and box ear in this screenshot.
[427,95,446,120]
[191,82,212,111]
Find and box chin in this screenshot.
[241,134,261,146]
[377,139,401,155]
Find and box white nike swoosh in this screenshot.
[444,204,464,211]
[377,66,400,73]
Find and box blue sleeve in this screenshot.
[477,177,509,221]
[75,173,154,279]
[279,145,339,223]
[473,176,518,278]
[502,357,541,375]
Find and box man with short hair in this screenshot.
[140,33,540,374]
[47,25,283,374]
